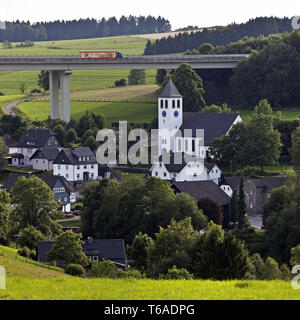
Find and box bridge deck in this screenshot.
[0,54,248,70]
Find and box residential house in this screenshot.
[8,128,61,167]
[4,173,76,212]
[53,147,98,182]
[37,238,127,269]
[30,147,60,171]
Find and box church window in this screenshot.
[177,100,180,108]
[192,140,195,152]
[172,100,175,108]
[160,100,163,108]
[165,100,168,108]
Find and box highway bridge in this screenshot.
[0,54,249,122]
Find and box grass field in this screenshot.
[0,70,156,95]
[0,245,67,279]
[37,84,158,103]
[0,94,25,114]
[0,35,149,57]
[1,278,299,300]
[18,100,157,124]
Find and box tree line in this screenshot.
[0,16,171,42]
[144,16,293,55]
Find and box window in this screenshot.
[155,172,158,176]
[163,172,167,177]
[66,165,69,170]
[172,100,175,108]
[43,160,45,163]
[36,160,38,163]
[177,100,180,108]
[84,165,87,169]
[64,197,67,202]
[93,256,99,262]
[77,174,80,178]
[91,173,94,178]
[79,157,81,161]
[192,140,195,152]
[159,162,162,168]
[77,165,80,169]
[178,139,181,152]
[83,157,86,161]
[193,173,197,177]
[160,100,163,108]
[165,100,168,108]
[58,165,61,170]
[66,174,69,178]
[173,173,177,178]
[91,164,94,169]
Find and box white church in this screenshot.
[150,79,243,184]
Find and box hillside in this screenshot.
[0,245,67,279]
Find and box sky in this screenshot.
[0,0,299,30]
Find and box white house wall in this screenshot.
[54,163,98,182]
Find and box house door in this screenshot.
[83,172,89,181]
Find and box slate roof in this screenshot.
[14,128,61,148]
[30,147,60,161]
[4,173,74,194]
[158,152,216,173]
[38,239,127,267]
[172,180,231,206]
[159,79,182,98]
[53,147,97,165]
[177,113,241,146]
[222,176,251,191]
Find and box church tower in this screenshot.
[158,79,183,155]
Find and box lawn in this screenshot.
[17,100,157,124]
[1,278,299,300]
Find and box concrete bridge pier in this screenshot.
[60,70,72,123]
[49,71,60,120]
[49,70,72,123]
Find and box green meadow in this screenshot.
[1,278,299,300]
[18,100,156,124]
[0,35,149,56]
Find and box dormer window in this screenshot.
[79,157,82,161]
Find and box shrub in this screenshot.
[115,79,127,87]
[160,266,194,280]
[235,166,259,177]
[0,91,4,96]
[29,249,37,260]
[119,268,144,279]
[90,259,119,278]
[18,246,31,258]
[65,264,85,277]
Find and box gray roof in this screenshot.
[38,239,127,266]
[172,180,231,206]
[158,152,216,173]
[53,147,97,165]
[14,128,61,148]
[159,79,182,98]
[4,173,74,194]
[30,147,60,161]
[177,113,241,146]
[223,176,251,191]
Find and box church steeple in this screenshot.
[158,79,183,155]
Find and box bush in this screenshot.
[30,88,42,94]
[18,246,31,258]
[29,249,37,260]
[119,268,144,279]
[235,166,259,177]
[0,91,4,96]
[65,264,85,277]
[160,266,194,280]
[90,259,119,278]
[115,79,127,87]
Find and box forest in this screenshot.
[144,17,293,55]
[0,15,171,42]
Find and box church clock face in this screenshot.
[174,111,179,118]
[162,111,167,118]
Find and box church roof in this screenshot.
[177,113,241,146]
[172,180,231,206]
[158,152,216,174]
[159,79,182,98]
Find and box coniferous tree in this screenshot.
[238,177,248,229]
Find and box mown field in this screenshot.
[18,100,156,124]
[1,278,299,300]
